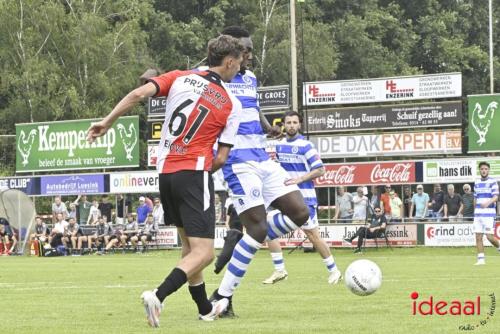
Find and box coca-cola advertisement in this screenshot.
[314,161,416,187]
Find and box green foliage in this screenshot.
[1,0,499,174]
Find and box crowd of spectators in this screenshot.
[331,182,498,223]
[27,194,164,256]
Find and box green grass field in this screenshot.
[2,247,499,334]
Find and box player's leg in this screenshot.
[212,164,266,304]
[484,217,500,254]
[473,217,486,265]
[214,228,243,274]
[303,228,342,284]
[142,171,226,327]
[262,238,288,284]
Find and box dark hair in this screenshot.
[207,35,244,67]
[283,111,303,123]
[479,161,490,169]
[221,26,250,38]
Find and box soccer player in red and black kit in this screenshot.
[87,35,244,327]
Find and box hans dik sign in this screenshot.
[307,101,462,133]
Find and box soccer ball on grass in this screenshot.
[344,259,382,296]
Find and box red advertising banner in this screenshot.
[314,161,416,187]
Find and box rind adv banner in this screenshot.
[16,116,139,172]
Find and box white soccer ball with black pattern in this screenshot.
[344,259,382,296]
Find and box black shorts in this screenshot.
[159,171,215,238]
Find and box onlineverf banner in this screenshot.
[306,101,462,133]
[424,223,500,246]
[423,159,476,184]
[40,175,105,195]
[303,72,461,106]
[109,171,159,194]
[310,130,461,158]
[16,116,139,172]
[467,94,500,153]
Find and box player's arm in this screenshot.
[212,144,232,172]
[284,166,325,186]
[285,144,325,185]
[481,194,498,208]
[87,83,157,142]
[212,99,241,172]
[259,112,282,138]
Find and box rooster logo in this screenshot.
[116,123,137,161]
[17,129,37,166]
[471,101,498,146]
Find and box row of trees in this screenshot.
[0,0,499,173]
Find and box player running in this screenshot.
[262,112,341,285]
[473,161,500,265]
[87,35,244,327]
[209,26,311,317]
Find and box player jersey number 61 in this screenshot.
[169,99,210,144]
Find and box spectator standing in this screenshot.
[369,185,381,215]
[389,190,404,222]
[462,184,474,221]
[152,197,164,226]
[410,185,429,221]
[403,186,414,219]
[68,203,78,220]
[352,187,369,224]
[334,186,354,223]
[443,184,463,222]
[75,195,92,225]
[87,199,101,225]
[98,196,113,224]
[52,196,68,223]
[116,194,131,224]
[380,184,394,220]
[137,196,152,225]
[429,184,444,221]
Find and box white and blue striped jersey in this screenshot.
[474,177,499,218]
[275,135,323,206]
[224,70,269,165]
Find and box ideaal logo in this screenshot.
[410,292,495,331]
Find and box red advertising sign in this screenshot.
[314,161,416,187]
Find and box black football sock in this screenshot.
[155,267,187,302]
[189,282,213,316]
